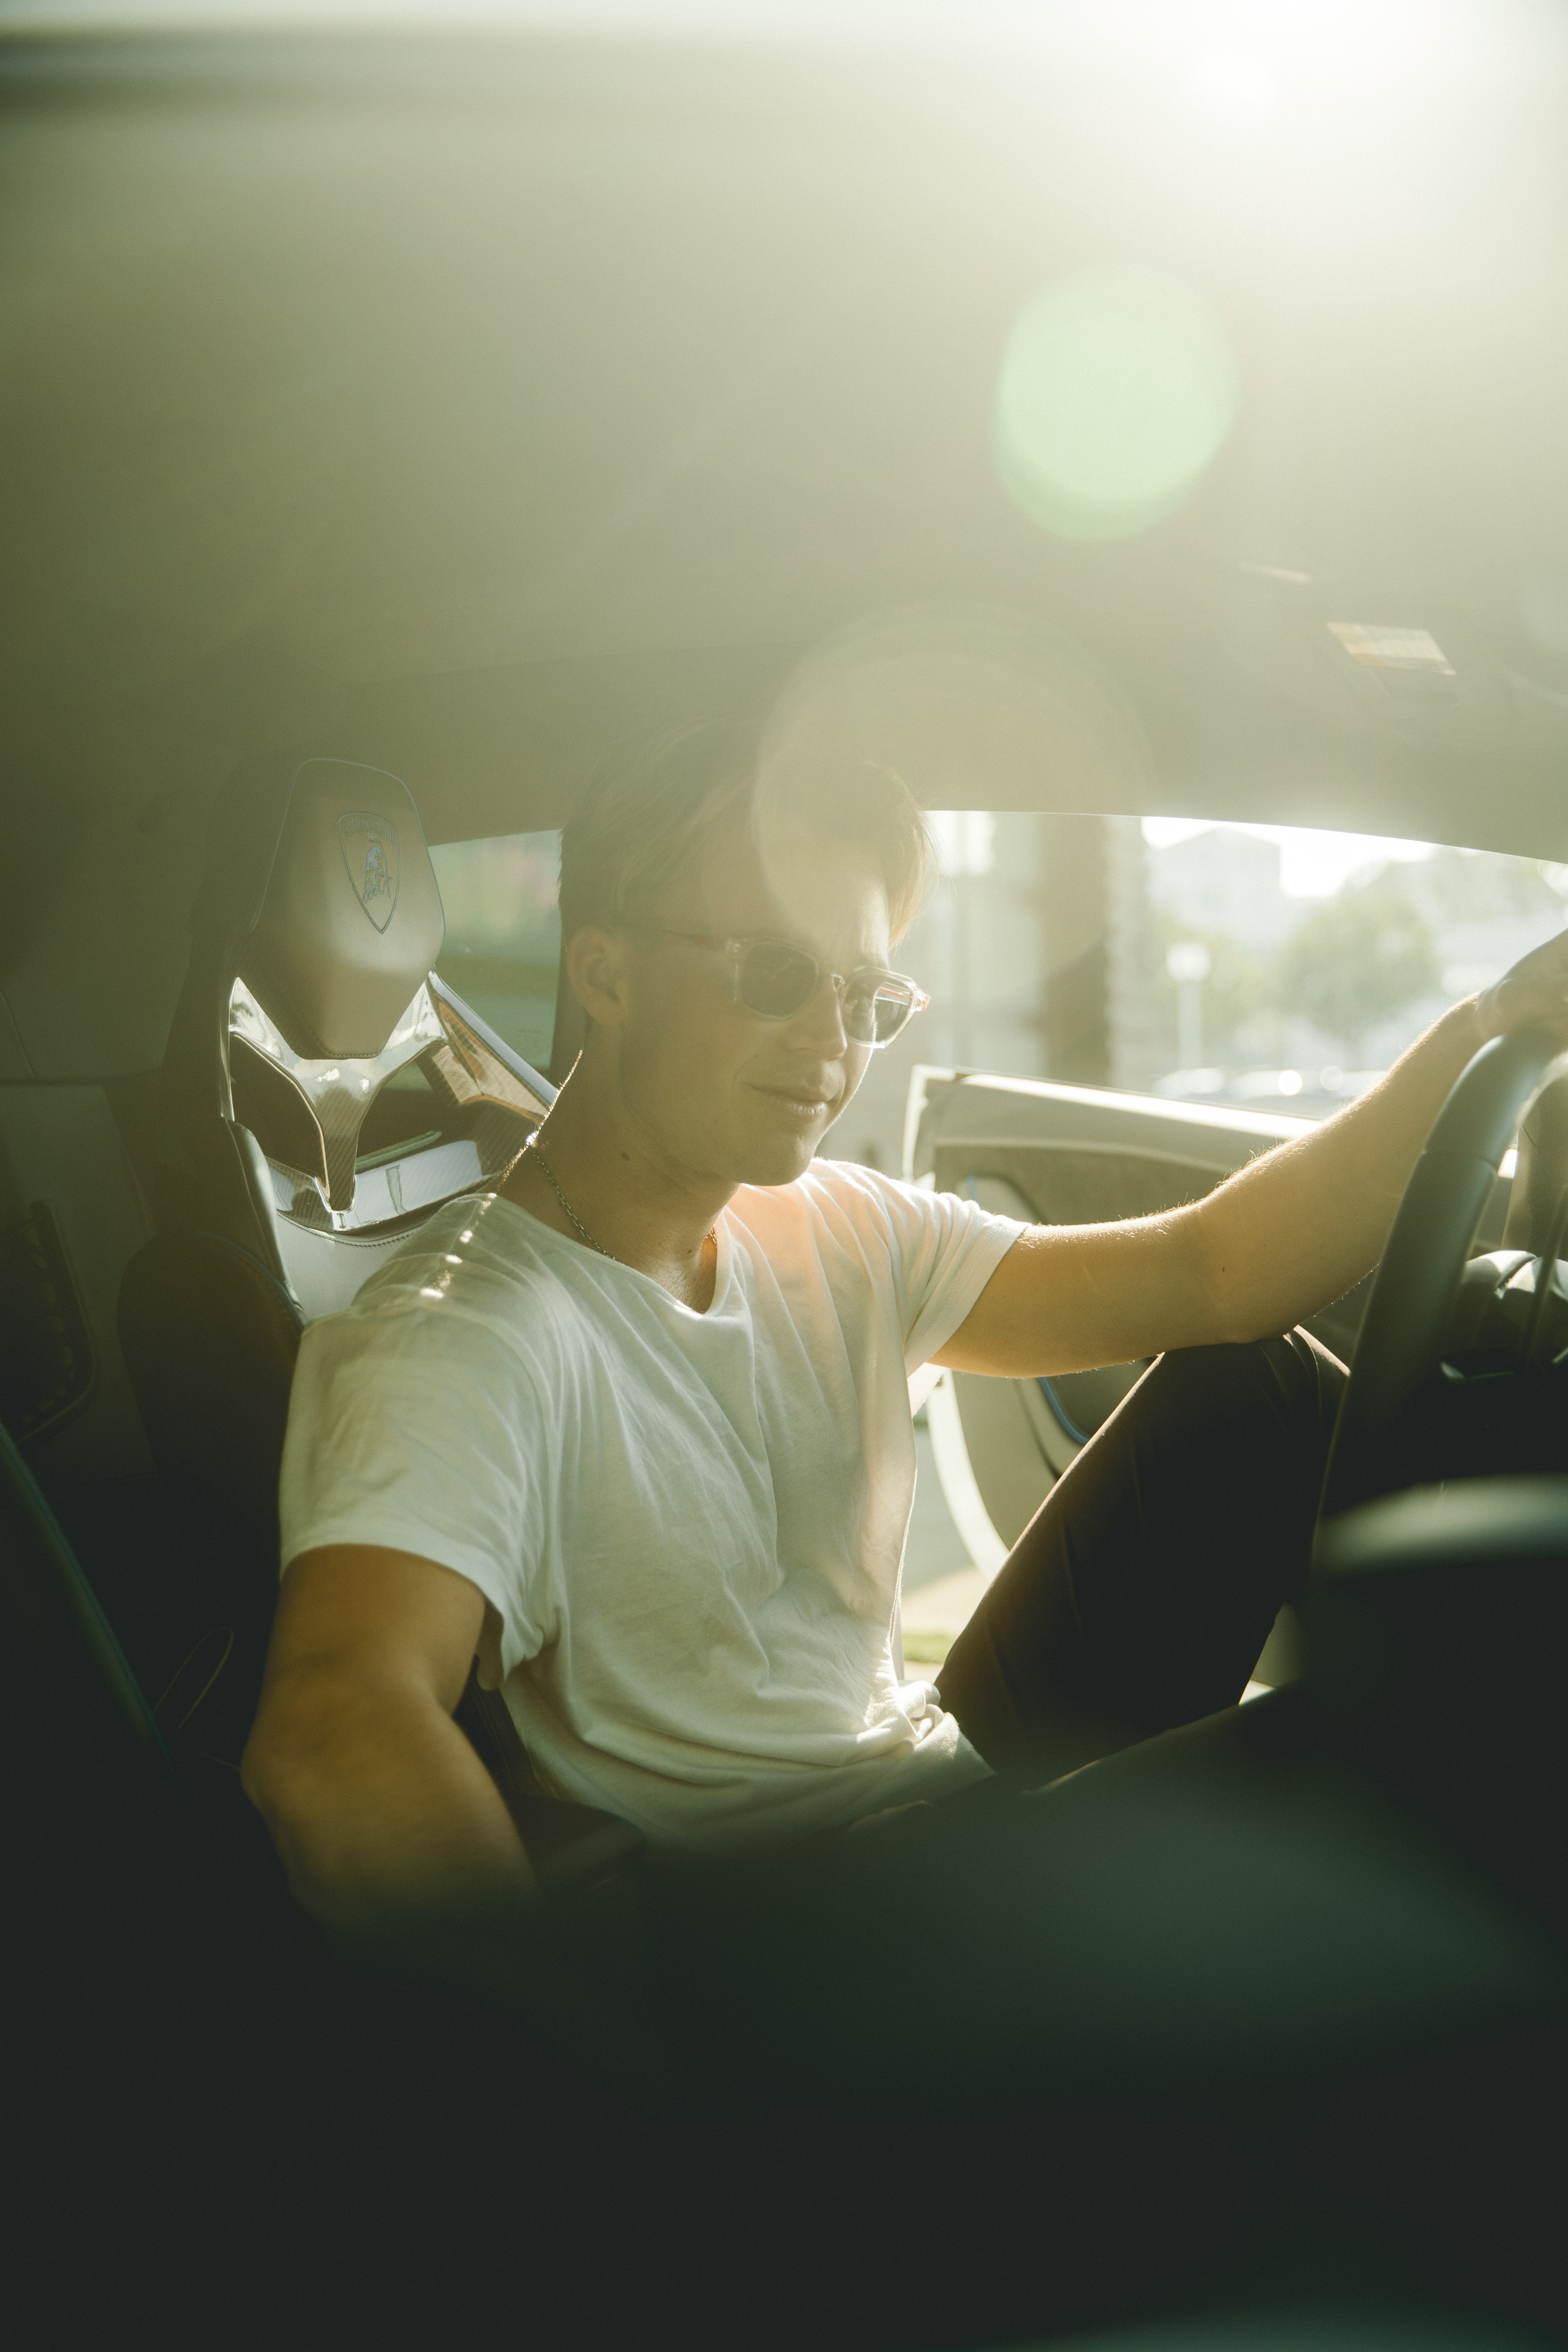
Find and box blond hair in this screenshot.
[559,722,934,947]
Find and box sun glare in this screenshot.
[993,264,1240,544]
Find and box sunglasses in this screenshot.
[632,926,931,1047]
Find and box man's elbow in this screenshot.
[241,1700,398,1927]
[240,1674,361,1867]
[239,1706,307,1834]
[240,1667,533,1929]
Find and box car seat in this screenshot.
[117,753,639,1879]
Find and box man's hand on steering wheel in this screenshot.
[1474,927,1568,1046]
[1320,932,1568,1517]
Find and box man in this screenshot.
[242,728,1568,1925]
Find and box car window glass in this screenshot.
[1144,819,1568,1114]
[821,812,1568,1176]
[429,830,561,1072]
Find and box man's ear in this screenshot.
[566,925,634,1029]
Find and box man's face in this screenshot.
[604,819,893,1188]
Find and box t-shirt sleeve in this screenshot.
[826,1166,1027,1372]
[277,1300,550,1677]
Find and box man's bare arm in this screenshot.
[937,930,1568,1380]
[242,1546,533,1929]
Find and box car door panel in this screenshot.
[906,1066,1509,1690]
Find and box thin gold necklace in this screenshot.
[522,1141,715,1272]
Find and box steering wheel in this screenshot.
[1320,1026,1568,1520]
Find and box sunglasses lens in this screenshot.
[839,979,914,1045]
[735,943,924,1045]
[870,986,915,1045]
[737,940,819,1017]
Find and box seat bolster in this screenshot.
[119,1231,303,1561]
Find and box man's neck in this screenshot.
[501,1061,732,1309]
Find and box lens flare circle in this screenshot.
[994,264,1240,542]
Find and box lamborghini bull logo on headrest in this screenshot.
[338,814,401,934]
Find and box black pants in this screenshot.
[935,1329,1347,1785]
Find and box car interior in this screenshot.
[3,5,1568,2346]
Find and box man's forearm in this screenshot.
[1197,997,1488,1343]
[940,930,1568,1377]
[243,1669,535,1930]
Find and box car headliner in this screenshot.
[3,6,1568,1073]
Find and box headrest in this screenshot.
[196,754,446,1061]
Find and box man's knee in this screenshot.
[1258,1324,1348,1445]
[1145,1326,1344,1447]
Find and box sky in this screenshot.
[1140,816,1437,898]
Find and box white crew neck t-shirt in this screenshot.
[278,1160,1026,1853]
